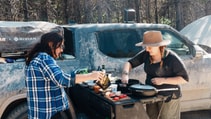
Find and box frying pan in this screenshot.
[128,84,178,97]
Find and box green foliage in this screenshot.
[160,17,172,25]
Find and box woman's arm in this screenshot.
[121,62,132,83]
[75,71,105,83]
[151,76,188,85]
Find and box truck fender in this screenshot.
[0,93,26,118]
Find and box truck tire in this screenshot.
[5,99,76,119]
[5,102,28,119]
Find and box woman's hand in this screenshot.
[121,74,129,84]
[90,71,105,81]
[151,77,166,85]
[121,62,132,84]
[151,76,187,85]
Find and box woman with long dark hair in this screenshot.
[25,32,104,119]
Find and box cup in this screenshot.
[110,84,118,92]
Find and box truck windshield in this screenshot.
[96,29,142,58]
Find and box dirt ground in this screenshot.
[77,110,211,119]
[181,110,211,119]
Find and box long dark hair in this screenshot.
[25,32,63,66]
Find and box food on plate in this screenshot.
[113,96,120,101]
[109,92,116,98]
[119,94,127,99]
[106,92,128,101]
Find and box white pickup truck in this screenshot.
[0,22,211,119]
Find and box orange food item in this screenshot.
[93,85,100,93]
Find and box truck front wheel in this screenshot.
[5,102,28,119]
[5,100,76,119]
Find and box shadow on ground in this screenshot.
[181,110,211,119]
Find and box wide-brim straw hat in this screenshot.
[135,30,171,47]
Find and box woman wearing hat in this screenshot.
[121,30,189,119]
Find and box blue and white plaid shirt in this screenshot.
[25,52,75,119]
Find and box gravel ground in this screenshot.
[181,110,211,119]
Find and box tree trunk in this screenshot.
[146,0,151,23]
[97,0,102,23]
[40,0,48,21]
[155,0,158,23]
[135,0,140,23]
[23,0,28,21]
[175,0,183,30]
[63,0,68,24]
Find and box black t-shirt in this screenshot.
[128,49,189,98]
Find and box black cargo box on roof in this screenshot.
[0,21,63,53]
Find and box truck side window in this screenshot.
[96,30,142,58]
[62,28,75,59]
[161,31,190,55]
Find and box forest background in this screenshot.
[0,0,211,30]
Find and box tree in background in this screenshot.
[0,0,210,30]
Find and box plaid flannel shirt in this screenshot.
[25,52,75,119]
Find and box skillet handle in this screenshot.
[157,88,178,92]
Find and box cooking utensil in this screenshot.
[82,75,111,90]
[116,79,140,86]
[129,84,178,97]
[115,79,140,93]
[96,74,111,90]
